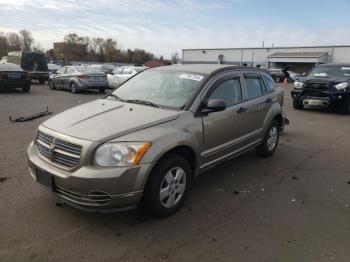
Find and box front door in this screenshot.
[201,74,252,167]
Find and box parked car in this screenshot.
[268,67,294,83]
[48,65,108,93]
[108,66,147,88]
[0,63,31,92]
[292,63,350,114]
[6,51,49,84]
[90,64,116,74]
[288,71,301,81]
[47,63,61,75]
[27,64,287,217]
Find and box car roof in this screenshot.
[152,64,266,75]
[0,63,23,71]
[318,63,350,67]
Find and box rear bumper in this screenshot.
[27,141,152,212]
[76,80,108,90]
[291,89,350,107]
[0,79,30,88]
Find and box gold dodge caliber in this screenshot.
[27,64,287,217]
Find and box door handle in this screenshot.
[237,107,247,113]
[265,98,272,103]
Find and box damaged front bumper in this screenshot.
[291,89,350,107]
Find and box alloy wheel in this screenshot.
[159,167,186,208]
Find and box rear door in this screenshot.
[240,72,272,140]
[201,73,251,166]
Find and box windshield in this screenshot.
[310,66,350,77]
[75,66,100,73]
[111,70,206,109]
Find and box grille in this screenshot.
[55,185,111,206]
[36,131,82,168]
[304,83,330,91]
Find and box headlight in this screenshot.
[94,142,151,167]
[335,82,348,91]
[294,81,304,89]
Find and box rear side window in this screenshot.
[244,76,264,100]
[262,75,276,93]
[209,78,242,107]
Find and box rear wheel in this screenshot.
[256,120,280,157]
[22,84,30,93]
[293,97,304,110]
[143,154,191,217]
[70,82,78,93]
[274,76,281,83]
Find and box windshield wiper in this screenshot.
[107,93,126,102]
[123,99,161,108]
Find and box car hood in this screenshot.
[42,99,180,142]
[304,76,349,84]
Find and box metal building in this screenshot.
[182,45,350,73]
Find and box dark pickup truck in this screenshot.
[7,51,49,84]
[291,63,350,114]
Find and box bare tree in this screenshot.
[64,33,79,44]
[19,30,34,51]
[7,32,21,51]
[0,32,9,57]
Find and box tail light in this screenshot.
[78,74,88,79]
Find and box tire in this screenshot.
[340,99,350,114]
[143,154,191,218]
[48,80,55,90]
[293,98,304,110]
[39,79,45,84]
[22,84,30,93]
[70,82,78,93]
[256,120,280,158]
[99,88,105,94]
[274,76,281,83]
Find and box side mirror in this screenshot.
[202,99,226,113]
[301,72,307,77]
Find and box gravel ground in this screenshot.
[0,83,350,262]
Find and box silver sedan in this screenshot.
[48,66,108,93]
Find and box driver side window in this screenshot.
[208,78,242,107]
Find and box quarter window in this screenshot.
[262,75,276,93]
[209,78,242,107]
[245,76,264,100]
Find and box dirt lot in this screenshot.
[0,83,350,262]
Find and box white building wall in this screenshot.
[182,46,350,67]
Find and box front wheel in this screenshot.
[70,82,78,93]
[48,80,55,90]
[293,98,304,110]
[256,120,280,157]
[143,154,191,217]
[340,99,350,114]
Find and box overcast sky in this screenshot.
[0,0,349,58]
